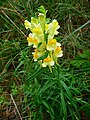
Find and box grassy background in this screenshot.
[0,0,90,120]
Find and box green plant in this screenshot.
[0,96,5,105]
[0,0,90,120]
[11,83,18,96]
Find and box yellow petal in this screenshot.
[54,46,63,57]
[42,57,54,67]
[43,57,52,62]
[47,39,57,51]
[48,19,60,39]
[31,17,38,27]
[32,26,43,35]
[42,62,47,67]
[24,20,31,29]
[38,13,45,30]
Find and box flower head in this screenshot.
[24,6,63,71]
[24,20,31,29]
[27,33,39,48]
[42,57,54,67]
[32,49,44,61]
[47,39,57,51]
[54,46,63,57]
[47,19,60,40]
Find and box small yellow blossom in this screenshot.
[32,24,44,42]
[54,46,63,57]
[33,53,38,60]
[32,49,44,61]
[33,27,43,35]
[27,33,38,48]
[31,17,38,27]
[24,20,31,29]
[47,19,60,39]
[33,38,38,48]
[38,13,45,30]
[27,36,33,46]
[47,39,57,51]
[42,57,54,67]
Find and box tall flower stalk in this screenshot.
[24,6,63,71]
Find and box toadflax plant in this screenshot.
[24,6,63,71]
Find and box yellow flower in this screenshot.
[32,49,43,61]
[24,6,63,70]
[38,13,45,30]
[47,39,57,51]
[48,19,60,39]
[33,53,38,61]
[24,18,39,31]
[42,57,54,67]
[32,24,44,43]
[27,33,38,48]
[54,46,63,57]
[27,36,33,46]
[33,38,38,48]
[24,20,31,29]
[31,17,38,27]
[33,27,43,35]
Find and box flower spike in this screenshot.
[24,6,63,71]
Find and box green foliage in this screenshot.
[37,52,48,61]
[11,83,18,96]
[0,88,7,106]
[0,0,8,7]
[0,0,90,119]
[71,50,90,68]
[0,96,5,105]
[38,6,46,15]
[81,104,90,119]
